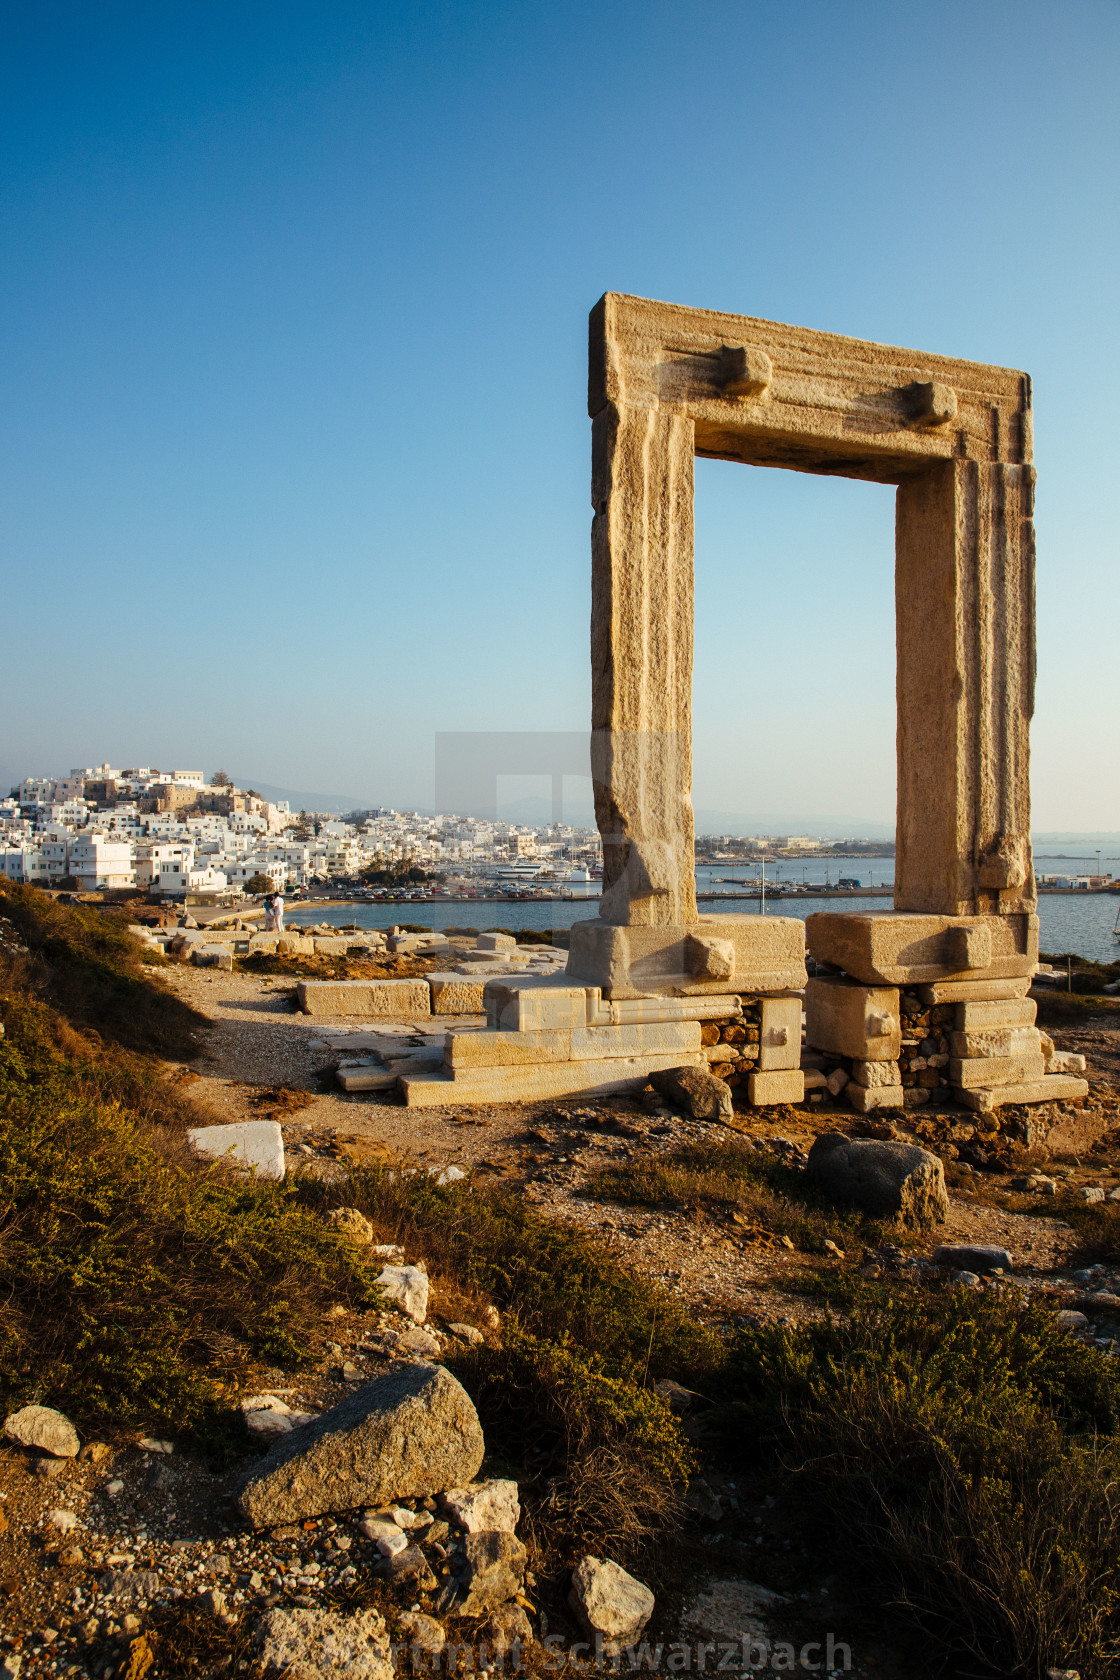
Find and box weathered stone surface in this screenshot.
[955,998,1037,1030]
[191,946,233,970]
[568,1555,655,1652]
[237,1365,484,1528]
[4,1405,79,1458]
[296,980,431,1017]
[100,1570,161,1603]
[650,1065,733,1121]
[956,1074,1089,1111]
[484,979,591,1033]
[917,978,1033,1005]
[748,1069,805,1106]
[950,1054,1047,1088]
[805,1134,949,1224]
[336,1066,399,1093]
[402,1050,706,1108]
[387,1546,438,1589]
[356,1518,409,1556]
[571,1021,702,1061]
[806,912,1037,986]
[375,1265,429,1324]
[846,1081,905,1113]
[442,1479,520,1535]
[397,1613,445,1656]
[477,1603,533,1655]
[1049,1050,1087,1075]
[804,978,900,1060]
[566,916,805,998]
[852,1059,902,1087]
[932,1243,1011,1274]
[757,995,802,1071]
[476,932,517,952]
[444,1029,573,1069]
[427,975,487,1015]
[950,1026,1043,1060]
[256,1607,392,1680]
[452,1532,528,1616]
[187,1121,285,1181]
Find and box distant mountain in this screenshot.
[239,781,367,815]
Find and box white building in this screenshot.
[70,835,135,890]
[0,846,49,883]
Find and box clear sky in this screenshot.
[2,1,1117,832]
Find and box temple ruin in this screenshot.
[402,293,1087,1114]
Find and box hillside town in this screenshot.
[0,763,606,898]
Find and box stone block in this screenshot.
[248,934,280,953]
[444,1029,573,1069]
[570,1021,701,1061]
[427,974,487,1015]
[484,978,591,1032]
[806,911,1037,986]
[277,936,316,956]
[955,1074,1089,1111]
[846,1082,905,1113]
[565,914,805,998]
[917,977,1033,1005]
[949,1026,1043,1060]
[1049,1050,1087,1075]
[748,1068,805,1106]
[187,1120,285,1180]
[757,995,802,1071]
[651,1065,732,1120]
[852,1059,902,1087]
[297,980,431,1017]
[337,1066,399,1092]
[400,1050,706,1108]
[804,977,901,1060]
[955,998,1037,1030]
[476,932,516,952]
[191,946,233,969]
[951,1054,1046,1088]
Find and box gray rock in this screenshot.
[684,1476,722,1521]
[449,1532,527,1615]
[100,1570,161,1603]
[4,1405,79,1459]
[375,1265,430,1324]
[804,1133,949,1224]
[257,1607,392,1680]
[397,1613,445,1655]
[932,1243,1012,1275]
[1078,1186,1105,1204]
[568,1556,655,1653]
[327,1208,375,1246]
[650,1066,733,1123]
[654,1378,692,1414]
[447,1322,484,1346]
[238,1364,484,1529]
[1057,1310,1090,1332]
[385,1546,438,1590]
[442,1479,520,1535]
[952,1270,981,1288]
[478,1603,533,1655]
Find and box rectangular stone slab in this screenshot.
[917,977,1033,1005]
[956,1074,1089,1111]
[757,995,803,1071]
[444,1030,573,1070]
[806,911,1038,986]
[846,1082,905,1113]
[336,1066,399,1092]
[950,1054,1047,1088]
[748,1069,804,1106]
[297,979,431,1017]
[949,1027,1043,1060]
[400,1050,707,1108]
[427,974,487,1015]
[483,979,592,1033]
[804,978,901,1061]
[955,998,1037,1029]
[566,915,805,999]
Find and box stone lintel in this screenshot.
[400,1051,707,1109]
[566,915,806,998]
[956,1074,1089,1111]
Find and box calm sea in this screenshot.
[289,850,1120,965]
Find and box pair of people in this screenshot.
[263,891,285,932]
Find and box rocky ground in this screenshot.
[2,954,1119,1680]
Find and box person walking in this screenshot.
[272,891,285,934]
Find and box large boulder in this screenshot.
[650,1066,733,1123]
[568,1556,655,1653]
[804,1133,948,1225]
[932,1242,1011,1274]
[256,1607,392,1680]
[4,1405,79,1458]
[238,1364,484,1529]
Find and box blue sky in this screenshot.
[2,1,1117,831]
